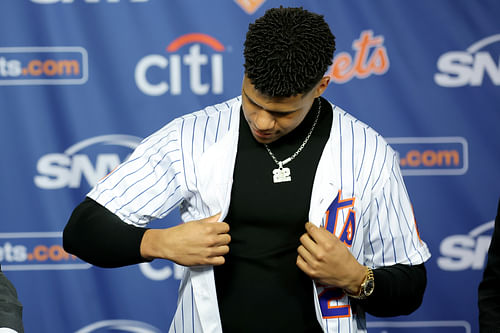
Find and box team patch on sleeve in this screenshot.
[324,190,356,247]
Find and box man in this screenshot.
[0,268,24,333]
[64,7,431,332]
[478,199,500,332]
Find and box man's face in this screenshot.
[241,75,329,144]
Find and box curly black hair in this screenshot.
[244,7,336,97]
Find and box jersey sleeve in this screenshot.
[87,121,185,226]
[363,151,431,268]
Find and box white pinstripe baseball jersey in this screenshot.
[88,96,431,333]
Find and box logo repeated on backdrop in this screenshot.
[135,33,225,96]
[234,0,266,14]
[0,46,88,85]
[386,137,468,176]
[139,262,183,281]
[435,34,500,87]
[329,30,390,84]
[30,0,148,4]
[438,220,493,271]
[75,320,161,333]
[34,134,142,190]
[367,320,472,332]
[0,232,90,271]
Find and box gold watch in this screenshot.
[345,267,375,299]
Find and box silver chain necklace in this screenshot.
[265,98,321,183]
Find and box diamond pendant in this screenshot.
[272,162,291,183]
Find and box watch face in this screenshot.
[365,280,375,295]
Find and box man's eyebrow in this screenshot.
[242,89,255,104]
[242,89,298,114]
[242,89,263,109]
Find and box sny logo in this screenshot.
[34,134,142,189]
[135,33,224,96]
[435,34,500,87]
[438,220,493,271]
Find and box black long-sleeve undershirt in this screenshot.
[63,197,427,317]
[63,197,148,268]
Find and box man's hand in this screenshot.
[140,213,230,267]
[297,222,366,294]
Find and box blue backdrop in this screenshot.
[1,1,499,332]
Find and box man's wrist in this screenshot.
[140,228,158,261]
[345,266,375,299]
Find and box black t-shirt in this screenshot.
[214,98,332,333]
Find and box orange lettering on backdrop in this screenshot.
[330,30,390,83]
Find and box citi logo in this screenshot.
[135,33,224,96]
[438,220,493,271]
[434,34,500,87]
[34,134,142,189]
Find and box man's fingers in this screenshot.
[201,213,222,223]
[210,244,230,257]
[306,222,341,245]
[296,253,308,272]
[305,222,324,240]
[297,244,314,264]
[299,230,317,252]
[207,256,226,266]
[216,222,230,234]
[214,233,231,246]
[199,213,230,234]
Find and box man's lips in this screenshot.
[252,128,273,139]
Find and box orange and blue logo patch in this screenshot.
[318,190,357,319]
[324,190,356,247]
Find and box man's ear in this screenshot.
[314,76,331,98]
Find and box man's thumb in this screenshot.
[203,212,221,223]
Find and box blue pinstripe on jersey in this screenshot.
[351,122,355,198]
[389,193,413,264]
[92,135,178,202]
[382,191,398,262]
[116,174,181,218]
[374,198,386,265]
[339,113,343,189]
[371,143,388,191]
[356,128,367,182]
[202,110,210,153]
[180,116,206,217]
[108,154,181,208]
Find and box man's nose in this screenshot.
[254,110,275,130]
